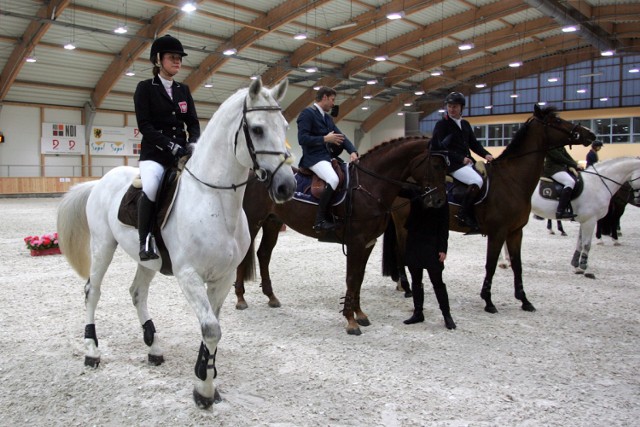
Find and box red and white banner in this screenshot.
[41,123,86,155]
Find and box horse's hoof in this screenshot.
[148,354,164,366]
[356,317,371,327]
[498,262,508,269]
[584,273,596,279]
[484,305,498,314]
[84,356,100,368]
[574,269,585,275]
[444,315,457,330]
[346,327,362,336]
[522,303,536,312]
[268,298,281,308]
[404,291,412,298]
[235,301,248,310]
[193,388,218,409]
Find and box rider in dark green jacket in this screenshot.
[543,146,583,219]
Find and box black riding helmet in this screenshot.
[592,141,603,148]
[444,91,466,107]
[149,35,187,65]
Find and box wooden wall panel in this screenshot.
[0,177,96,195]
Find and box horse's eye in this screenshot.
[252,126,264,137]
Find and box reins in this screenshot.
[580,164,640,198]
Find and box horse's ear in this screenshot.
[249,77,263,99]
[534,103,541,116]
[272,78,288,102]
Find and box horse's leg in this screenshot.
[571,228,584,273]
[399,267,411,297]
[84,241,117,367]
[176,271,226,408]
[393,219,411,297]
[343,244,375,335]
[256,218,283,308]
[480,236,504,314]
[505,230,535,312]
[578,221,597,279]
[498,243,511,269]
[129,264,163,365]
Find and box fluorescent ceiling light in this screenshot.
[313,85,321,90]
[562,25,579,33]
[547,77,559,82]
[25,55,37,63]
[366,79,377,85]
[250,75,258,80]
[509,61,522,68]
[510,94,518,98]
[537,101,547,106]
[114,26,127,34]
[430,69,443,76]
[363,95,372,99]
[64,43,76,50]
[223,48,237,56]
[361,106,369,110]
[204,82,213,88]
[404,102,412,106]
[181,2,196,12]
[629,67,639,73]
[293,32,307,40]
[374,55,388,62]
[580,72,603,78]
[484,105,493,109]
[600,97,609,101]
[329,22,357,31]
[397,112,404,116]
[386,11,405,20]
[475,83,486,88]
[125,69,135,77]
[458,42,474,51]
[601,50,615,56]
[414,90,424,96]
[438,109,445,113]
[577,89,586,93]
[305,66,318,73]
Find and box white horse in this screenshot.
[56,78,295,408]
[531,156,640,278]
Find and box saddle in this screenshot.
[294,159,349,205]
[537,173,584,200]
[446,161,489,205]
[117,160,185,275]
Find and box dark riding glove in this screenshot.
[187,143,197,154]
[170,142,187,159]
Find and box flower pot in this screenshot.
[30,247,61,256]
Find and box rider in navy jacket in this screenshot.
[133,35,200,261]
[297,86,358,231]
[432,92,493,233]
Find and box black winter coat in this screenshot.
[399,187,449,269]
[432,115,490,173]
[134,76,200,167]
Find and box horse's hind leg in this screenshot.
[129,265,163,365]
[505,231,535,312]
[343,244,374,335]
[256,218,283,308]
[84,242,117,367]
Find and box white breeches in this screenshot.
[139,160,165,201]
[310,160,339,190]
[551,171,575,188]
[451,163,483,187]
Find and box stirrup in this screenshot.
[313,219,336,232]
[139,234,159,261]
[555,211,576,220]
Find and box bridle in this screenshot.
[184,97,292,191]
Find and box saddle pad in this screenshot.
[446,178,489,206]
[292,163,349,206]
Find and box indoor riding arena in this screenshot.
[1,1,640,426]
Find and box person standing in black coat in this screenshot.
[133,35,200,260]
[432,92,493,233]
[399,186,456,330]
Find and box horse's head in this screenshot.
[532,104,596,149]
[407,141,448,208]
[629,161,640,206]
[237,78,296,203]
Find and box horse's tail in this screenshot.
[57,181,96,279]
[382,217,399,279]
[240,239,256,282]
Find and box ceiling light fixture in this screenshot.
[25,55,37,63]
[64,43,76,50]
[509,61,522,68]
[181,2,196,12]
[363,94,372,99]
[600,97,609,101]
[562,25,579,33]
[250,74,258,80]
[414,90,425,96]
[114,25,128,34]
[305,66,318,73]
[430,69,443,76]
[329,22,357,31]
[577,89,587,93]
[361,106,369,110]
[601,50,615,57]
[547,77,559,83]
[386,11,405,20]
[537,101,547,106]
[125,68,135,77]
[313,85,321,90]
[366,78,377,85]
[374,54,389,62]
[397,112,404,116]
[293,32,307,40]
[475,83,486,88]
[404,102,412,107]
[223,48,237,56]
[510,94,518,98]
[629,67,640,73]
[204,81,213,88]
[458,42,474,51]
[438,109,445,113]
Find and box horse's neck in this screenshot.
[592,158,639,193]
[492,139,546,195]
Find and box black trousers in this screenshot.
[408,258,450,315]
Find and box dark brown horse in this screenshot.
[235,137,448,335]
[383,105,596,313]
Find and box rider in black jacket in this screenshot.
[432,92,493,233]
[133,35,200,260]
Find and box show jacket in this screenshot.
[543,146,579,177]
[432,115,490,173]
[134,76,200,167]
[297,105,357,168]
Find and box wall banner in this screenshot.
[89,126,141,156]
[41,123,86,155]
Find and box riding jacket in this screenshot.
[543,146,579,177]
[431,115,490,173]
[297,105,357,168]
[134,75,200,167]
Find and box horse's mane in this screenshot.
[498,106,559,159]
[200,87,248,140]
[359,136,429,161]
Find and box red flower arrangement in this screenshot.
[24,233,61,256]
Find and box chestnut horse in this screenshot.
[383,105,596,314]
[235,137,448,335]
